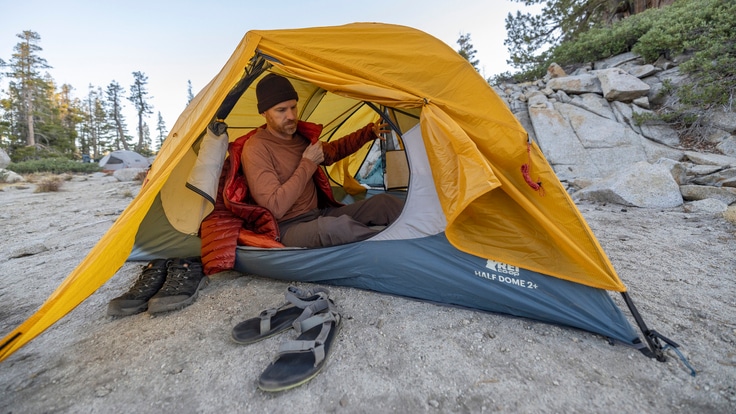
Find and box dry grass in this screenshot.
[723,205,736,225]
[34,175,65,193]
[134,170,148,182]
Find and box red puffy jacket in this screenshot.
[200,121,375,275]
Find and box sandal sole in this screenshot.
[257,316,342,392]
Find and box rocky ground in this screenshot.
[1,173,735,413]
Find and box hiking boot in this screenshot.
[147,257,208,314]
[107,259,170,316]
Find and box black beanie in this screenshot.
[256,73,298,113]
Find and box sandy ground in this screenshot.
[0,172,735,413]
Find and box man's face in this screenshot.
[263,99,298,136]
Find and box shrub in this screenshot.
[671,0,736,109]
[553,10,657,66]
[7,158,102,174]
[512,0,733,80]
[34,175,65,193]
[508,0,735,141]
[134,170,148,182]
[636,0,736,140]
[8,145,63,163]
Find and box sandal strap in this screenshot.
[278,311,339,367]
[256,286,330,335]
[285,286,329,308]
[291,300,330,334]
[258,308,279,335]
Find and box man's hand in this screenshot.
[302,141,325,164]
[208,120,228,136]
[373,122,391,140]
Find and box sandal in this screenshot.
[257,305,342,392]
[231,286,330,345]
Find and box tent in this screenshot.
[98,150,150,171]
[0,23,677,363]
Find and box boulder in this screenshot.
[680,185,736,205]
[547,74,603,95]
[684,151,736,167]
[610,101,642,134]
[689,166,736,187]
[716,136,736,158]
[593,52,642,69]
[632,96,650,109]
[631,106,681,147]
[572,161,683,208]
[656,158,688,185]
[555,102,647,178]
[683,198,729,214]
[568,93,616,119]
[704,128,732,145]
[547,63,567,78]
[709,110,736,133]
[597,68,650,102]
[0,168,24,183]
[492,50,735,211]
[628,64,659,79]
[655,67,690,90]
[0,149,10,169]
[641,140,684,164]
[528,96,601,181]
[113,168,147,182]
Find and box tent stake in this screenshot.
[621,291,678,362]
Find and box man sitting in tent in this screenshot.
[240,73,404,247]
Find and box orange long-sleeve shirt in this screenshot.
[241,123,377,221]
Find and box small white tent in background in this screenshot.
[98,150,150,172]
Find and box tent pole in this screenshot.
[621,291,678,362]
[364,102,402,138]
[215,54,270,121]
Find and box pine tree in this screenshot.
[78,84,109,160]
[105,80,130,151]
[140,122,152,156]
[57,83,83,156]
[34,80,81,157]
[187,80,194,105]
[504,0,675,74]
[4,30,51,148]
[129,71,153,153]
[457,33,480,71]
[155,111,167,151]
[86,86,114,159]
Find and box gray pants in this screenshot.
[279,194,404,247]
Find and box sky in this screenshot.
[0,0,532,134]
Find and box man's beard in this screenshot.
[273,121,297,136]
[280,121,297,135]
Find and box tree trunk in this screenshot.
[137,113,144,152]
[608,0,677,22]
[25,112,35,146]
[24,91,35,146]
[631,0,677,15]
[115,115,129,151]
